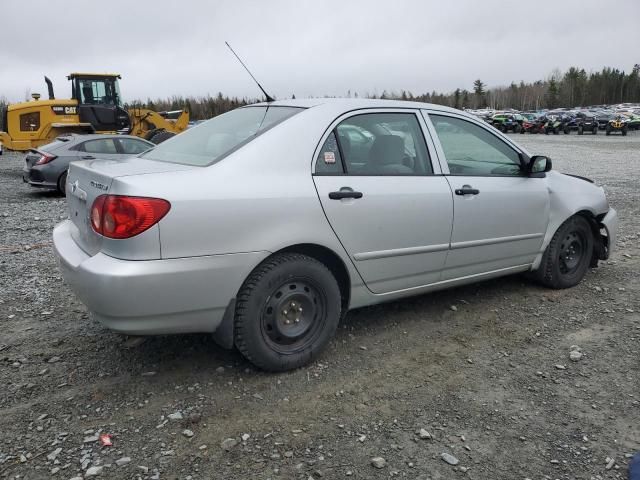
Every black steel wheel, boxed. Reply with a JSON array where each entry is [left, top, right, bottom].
[[234, 253, 341, 371], [532, 215, 594, 289]]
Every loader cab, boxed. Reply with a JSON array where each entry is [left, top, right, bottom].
[[68, 73, 130, 133]]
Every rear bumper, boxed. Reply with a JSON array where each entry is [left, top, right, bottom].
[[53, 220, 269, 335], [23, 165, 57, 189]]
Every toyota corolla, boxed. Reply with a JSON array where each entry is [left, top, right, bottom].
[[53, 99, 617, 371]]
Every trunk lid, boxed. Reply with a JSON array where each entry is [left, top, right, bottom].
[[66, 157, 193, 255]]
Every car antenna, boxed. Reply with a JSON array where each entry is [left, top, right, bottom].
[[225, 41, 275, 103]]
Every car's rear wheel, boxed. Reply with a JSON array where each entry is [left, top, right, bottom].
[[578, 126, 584, 135], [533, 216, 594, 289], [592, 127, 598, 135], [57, 171, 68, 196], [622, 126, 628, 136], [234, 253, 341, 371]]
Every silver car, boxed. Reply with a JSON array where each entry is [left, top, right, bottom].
[[53, 99, 618, 371], [22, 134, 154, 195]]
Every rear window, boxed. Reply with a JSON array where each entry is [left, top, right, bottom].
[[141, 106, 304, 166]]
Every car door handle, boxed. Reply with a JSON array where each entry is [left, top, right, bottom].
[[455, 187, 480, 196], [81, 155, 95, 160], [329, 190, 363, 200]]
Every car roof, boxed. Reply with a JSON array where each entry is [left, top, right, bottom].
[[250, 97, 465, 115]]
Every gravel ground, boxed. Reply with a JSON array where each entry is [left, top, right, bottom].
[[1, 132, 639, 480]]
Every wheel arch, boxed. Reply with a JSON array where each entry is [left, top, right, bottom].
[[212, 242, 352, 350], [275, 243, 351, 314]]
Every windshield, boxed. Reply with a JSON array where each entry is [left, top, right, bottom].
[[142, 106, 304, 166], [77, 78, 121, 106]]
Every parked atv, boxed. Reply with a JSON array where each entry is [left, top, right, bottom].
[[605, 116, 628, 136], [544, 117, 563, 135], [575, 114, 599, 135], [520, 116, 545, 134], [625, 114, 640, 131], [491, 113, 523, 133]]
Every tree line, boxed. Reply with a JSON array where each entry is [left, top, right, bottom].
[[1, 65, 639, 130], [130, 65, 640, 120]]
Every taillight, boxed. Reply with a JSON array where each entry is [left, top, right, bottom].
[[35, 153, 57, 165], [90, 195, 170, 239]]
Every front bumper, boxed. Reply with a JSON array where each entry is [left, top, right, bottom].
[[599, 208, 618, 260], [53, 220, 269, 335]]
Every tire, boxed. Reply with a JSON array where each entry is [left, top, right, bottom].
[[563, 127, 570, 134], [592, 127, 597, 135], [144, 129, 160, 141], [234, 253, 342, 372], [545, 128, 550, 135], [553, 127, 559, 135], [532, 216, 594, 289], [57, 171, 68, 196], [606, 125, 611, 136], [520, 128, 525, 134], [149, 130, 175, 144], [501, 125, 508, 133], [515, 125, 522, 134], [622, 127, 628, 136], [578, 126, 583, 135]]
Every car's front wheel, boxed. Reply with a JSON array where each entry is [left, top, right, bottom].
[[234, 253, 341, 371], [533, 216, 594, 289]]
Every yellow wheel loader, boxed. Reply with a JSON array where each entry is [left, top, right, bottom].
[[0, 73, 189, 153]]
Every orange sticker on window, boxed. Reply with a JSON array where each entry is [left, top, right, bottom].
[[324, 152, 336, 164]]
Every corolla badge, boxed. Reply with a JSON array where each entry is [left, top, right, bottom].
[[90, 180, 109, 191]]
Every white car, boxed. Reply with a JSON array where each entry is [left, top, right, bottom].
[[53, 98, 617, 371]]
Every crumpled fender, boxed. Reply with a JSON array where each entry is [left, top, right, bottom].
[[532, 171, 610, 269]]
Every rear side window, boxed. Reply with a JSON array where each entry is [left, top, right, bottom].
[[118, 138, 152, 154], [315, 132, 344, 174], [83, 139, 118, 154], [334, 113, 432, 175], [142, 106, 304, 166]]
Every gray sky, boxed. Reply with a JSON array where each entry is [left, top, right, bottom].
[[1, 0, 639, 102]]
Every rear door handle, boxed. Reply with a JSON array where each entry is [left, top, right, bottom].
[[81, 155, 95, 160], [455, 187, 480, 196], [329, 190, 363, 200]]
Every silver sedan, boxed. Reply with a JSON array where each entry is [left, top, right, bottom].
[[53, 99, 618, 371]]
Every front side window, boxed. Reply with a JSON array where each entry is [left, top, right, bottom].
[[334, 112, 432, 175], [82, 139, 118, 154], [78, 78, 119, 105], [429, 114, 522, 176], [142, 106, 303, 166]]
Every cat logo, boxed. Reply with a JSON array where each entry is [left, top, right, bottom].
[[51, 106, 77, 115]]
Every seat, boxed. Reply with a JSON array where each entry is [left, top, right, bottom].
[[366, 135, 413, 174]]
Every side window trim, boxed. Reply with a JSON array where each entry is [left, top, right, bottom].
[[312, 108, 442, 176], [421, 110, 526, 177]]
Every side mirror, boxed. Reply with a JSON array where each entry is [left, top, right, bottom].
[[529, 155, 552, 176]]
